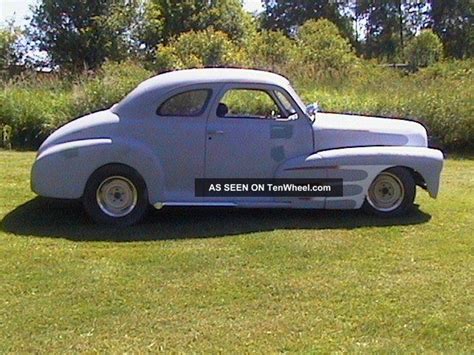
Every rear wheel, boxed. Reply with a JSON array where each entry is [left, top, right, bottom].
[[83, 164, 148, 226], [363, 167, 415, 217]]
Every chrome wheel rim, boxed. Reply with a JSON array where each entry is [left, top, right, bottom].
[[367, 172, 405, 212], [96, 176, 137, 217]]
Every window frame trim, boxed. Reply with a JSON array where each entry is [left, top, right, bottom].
[[218, 87, 285, 120], [273, 89, 298, 117]]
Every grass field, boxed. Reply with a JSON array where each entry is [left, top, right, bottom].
[[0, 151, 473, 352]]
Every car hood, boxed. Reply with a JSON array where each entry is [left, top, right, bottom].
[[38, 109, 120, 153], [312, 112, 428, 152]]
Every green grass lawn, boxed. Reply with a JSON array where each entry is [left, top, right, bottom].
[[0, 151, 472, 352]]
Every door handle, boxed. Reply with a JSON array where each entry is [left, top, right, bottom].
[[207, 129, 225, 135]]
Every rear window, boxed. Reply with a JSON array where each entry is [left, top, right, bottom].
[[157, 89, 211, 117]]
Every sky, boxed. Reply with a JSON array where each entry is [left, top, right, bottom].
[[0, 0, 264, 27]]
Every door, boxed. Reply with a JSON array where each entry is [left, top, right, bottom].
[[148, 84, 220, 201], [204, 84, 314, 202]]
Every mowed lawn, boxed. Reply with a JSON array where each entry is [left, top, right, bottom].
[[0, 150, 472, 352]]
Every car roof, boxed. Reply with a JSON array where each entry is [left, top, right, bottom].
[[112, 68, 292, 118], [138, 68, 290, 90]]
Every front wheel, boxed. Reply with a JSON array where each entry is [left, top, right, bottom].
[[83, 164, 149, 226], [362, 167, 415, 217]]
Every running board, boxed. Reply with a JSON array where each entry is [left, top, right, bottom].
[[153, 201, 292, 209], [154, 202, 237, 209]]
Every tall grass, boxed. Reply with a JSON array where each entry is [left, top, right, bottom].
[[0, 62, 153, 148], [0, 60, 472, 151], [296, 60, 474, 151]]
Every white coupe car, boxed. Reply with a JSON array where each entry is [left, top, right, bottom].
[[31, 68, 443, 225]]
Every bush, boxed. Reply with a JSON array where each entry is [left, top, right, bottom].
[[154, 46, 185, 72], [296, 19, 357, 76], [72, 61, 153, 117], [416, 58, 472, 80], [248, 30, 297, 71], [405, 30, 443, 69], [155, 28, 247, 71]]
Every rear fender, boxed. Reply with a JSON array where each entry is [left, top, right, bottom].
[[31, 138, 165, 203]]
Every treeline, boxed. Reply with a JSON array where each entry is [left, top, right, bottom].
[[262, 0, 473, 60], [0, 0, 472, 72]]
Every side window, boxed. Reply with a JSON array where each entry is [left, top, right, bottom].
[[219, 89, 283, 119], [157, 89, 211, 116]]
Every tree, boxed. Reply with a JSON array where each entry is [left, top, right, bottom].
[[357, 0, 404, 60], [261, 0, 355, 44], [355, 0, 430, 61], [30, 0, 138, 71], [140, 0, 255, 50], [0, 28, 19, 69], [155, 28, 246, 71], [137, 0, 257, 61], [134, 0, 164, 58], [404, 29, 443, 68], [429, 0, 474, 58]]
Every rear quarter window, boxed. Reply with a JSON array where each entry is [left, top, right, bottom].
[[157, 89, 212, 117]]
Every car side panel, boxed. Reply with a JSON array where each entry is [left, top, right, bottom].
[[273, 154, 327, 208], [31, 138, 165, 203]]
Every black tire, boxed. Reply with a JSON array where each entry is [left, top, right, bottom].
[[362, 167, 416, 217], [83, 164, 148, 226]]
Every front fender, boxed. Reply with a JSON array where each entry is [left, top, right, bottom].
[[316, 146, 444, 198], [275, 146, 443, 209], [31, 138, 165, 202]]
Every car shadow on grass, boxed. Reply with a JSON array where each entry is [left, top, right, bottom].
[[1, 197, 432, 242]]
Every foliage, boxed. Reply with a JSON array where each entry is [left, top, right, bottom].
[[261, 0, 354, 43], [297, 60, 474, 151], [0, 58, 472, 151], [417, 58, 473, 80], [221, 89, 280, 118], [0, 61, 152, 147], [1, 152, 474, 352], [72, 61, 153, 117], [356, 0, 409, 61], [0, 83, 73, 147], [431, 0, 474, 58], [139, 0, 255, 52], [200, 0, 256, 45], [404, 30, 443, 69], [133, 0, 164, 58], [0, 28, 19, 69], [155, 28, 246, 71], [258, 0, 470, 62], [29, 0, 138, 71], [154, 46, 185, 72], [297, 19, 358, 75], [1, 0, 471, 76], [248, 30, 297, 71]]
